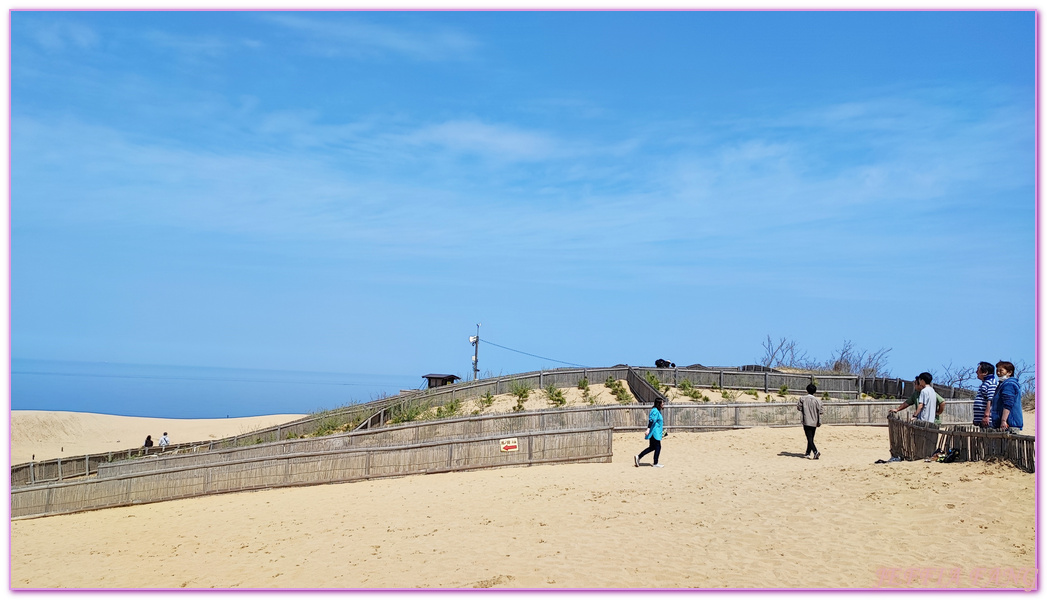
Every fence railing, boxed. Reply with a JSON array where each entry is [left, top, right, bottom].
[[12, 425, 613, 519], [11, 364, 977, 487], [887, 413, 1035, 473], [84, 399, 974, 481]]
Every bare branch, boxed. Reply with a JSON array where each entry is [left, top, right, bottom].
[[937, 361, 976, 390]]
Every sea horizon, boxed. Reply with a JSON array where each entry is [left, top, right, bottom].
[[11, 358, 423, 419]]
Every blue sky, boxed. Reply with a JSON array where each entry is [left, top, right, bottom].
[[11, 11, 1036, 390]]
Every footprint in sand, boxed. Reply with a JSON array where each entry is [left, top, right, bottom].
[[473, 574, 515, 588]]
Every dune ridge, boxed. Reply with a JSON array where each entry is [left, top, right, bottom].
[[9, 409, 1035, 589]]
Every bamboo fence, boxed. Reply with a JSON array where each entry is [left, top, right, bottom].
[[12, 426, 613, 519], [77, 399, 973, 481], [887, 413, 1035, 473], [11, 364, 976, 487]]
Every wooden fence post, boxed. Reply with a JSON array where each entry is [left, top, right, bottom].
[[57, 457, 62, 481], [85, 455, 90, 477], [764, 372, 769, 393]]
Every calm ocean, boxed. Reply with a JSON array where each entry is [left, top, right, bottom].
[[10, 359, 422, 419]]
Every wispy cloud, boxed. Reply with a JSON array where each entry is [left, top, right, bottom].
[[12, 82, 1032, 289], [141, 30, 232, 58], [22, 19, 98, 51], [401, 120, 564, 162], [258, 13, 478, 60]]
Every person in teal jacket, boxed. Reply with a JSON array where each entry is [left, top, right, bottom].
[[634, 398, 665, 468]]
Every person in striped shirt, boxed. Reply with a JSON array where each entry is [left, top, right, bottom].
[[972, 361, 997, 427]]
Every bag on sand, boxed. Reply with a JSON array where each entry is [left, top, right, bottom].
[[937, 448, 960, 463]]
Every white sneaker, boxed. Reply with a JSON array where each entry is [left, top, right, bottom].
[[633, 455, 640, 468], [653, 464, 664, 468]]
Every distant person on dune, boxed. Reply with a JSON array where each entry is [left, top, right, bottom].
[[143, 435, 153, 448], [797, 383, 823, 460], [159, 432, 170, 448], [634, 398, 665, 468]]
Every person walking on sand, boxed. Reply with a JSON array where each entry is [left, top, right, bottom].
[[158, 432, 170, 449], [797, 383, 824, 460], [634, 398, 665, 468]]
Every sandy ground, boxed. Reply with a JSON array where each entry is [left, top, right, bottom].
[[10, 407, 1036, 590], [9, 411, 308, 465]]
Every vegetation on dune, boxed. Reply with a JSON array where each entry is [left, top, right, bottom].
[[545, 384, 566, 408], [605, 377, 633, 404], [578, 377, 595, 405], [644, 371, 670, 395], [676, 379, 706, 402], [309, 409, 365, 437], [389, 400, 430, 424], [434, 398, 462, 419], [509, 380, 531, 412]]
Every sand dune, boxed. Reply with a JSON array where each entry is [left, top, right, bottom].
[[10, 411, 308, 464], [9, 410, 1036, 590]]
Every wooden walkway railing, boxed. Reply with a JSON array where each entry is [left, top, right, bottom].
[[12, 426, 613, 519], [887, 413, 1035, 473], [12, 364, 979, 487], [79, 400, 977, 482]]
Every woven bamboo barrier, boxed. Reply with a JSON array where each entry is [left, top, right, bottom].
[[886, 413, 1035, 473], [91, 400, 975, 482], [95, 407, 637, 478], [11, 364, 977, 487], [12, 426, 613, 519]]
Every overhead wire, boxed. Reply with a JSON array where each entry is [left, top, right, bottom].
[[481, 339, 590, 368]]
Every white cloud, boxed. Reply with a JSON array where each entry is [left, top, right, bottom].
[[258, 13, 478, 60], [25, 20, 98, 51], [401, 120, 563, 162], [141, 30, 230, 57]]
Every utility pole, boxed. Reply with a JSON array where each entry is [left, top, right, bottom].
[[470, 323, 481, 381]]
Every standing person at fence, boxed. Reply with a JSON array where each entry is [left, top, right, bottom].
[[797, 383, 823, 460], [158, 432, 170, 449], [972, 361, 998, 428], [888, 373, 937, 423], [634, 398, 665, 468], [143, 435, 153, 448], [989, 361, 1023, 433]]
